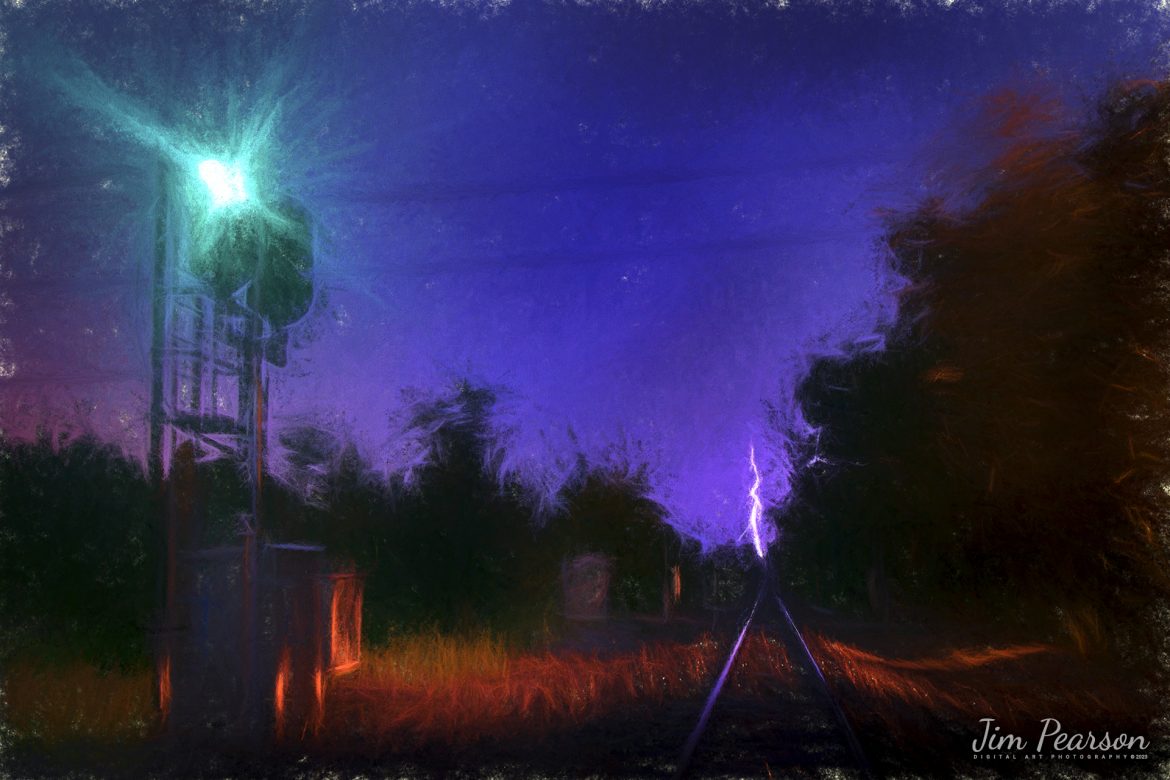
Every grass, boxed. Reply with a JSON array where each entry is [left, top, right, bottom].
[[322, 628, 1156, 754], [1, 627, 1154, 762], [3, 660, 154, 744], [322, 629, 748, 748], [808, 632, 1157, 755], [368, 628, 511, 687]]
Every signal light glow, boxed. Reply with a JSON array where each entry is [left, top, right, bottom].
[[197, 158, 248, 208]]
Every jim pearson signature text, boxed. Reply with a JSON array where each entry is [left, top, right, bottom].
[[973, 717, 1149, 757]]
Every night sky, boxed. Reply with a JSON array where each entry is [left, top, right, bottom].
[[2, 1, 1168, 546]]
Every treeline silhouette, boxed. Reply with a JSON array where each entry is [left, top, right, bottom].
[[268, 382, 703, 642], [0, 432, 156, 668], [0, 383, 698, 667], [780, 81, 1170, 666]]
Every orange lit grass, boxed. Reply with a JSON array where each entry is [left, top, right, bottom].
[[2, 631, 1141, 752], [323, 629, 795, 749], [807, 634, 1147, 741], [321, 629, 1144, 753]]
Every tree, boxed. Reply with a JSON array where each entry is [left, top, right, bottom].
[[373, 381, 552, 637], [548, 463, 682, 615], [0, 433, 156, 667], [781, 340, 964, 618], [782, 83, 1170, 661]]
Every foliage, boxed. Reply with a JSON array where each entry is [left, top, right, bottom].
[[779, 342, 961, 616], [0, 434, 156, 668], [277, 382, 558, 642], [278, 380, 695, 636], [545, 463, 686, 615], [781, 83, 1170, 660], [0, 380, 698, 671]]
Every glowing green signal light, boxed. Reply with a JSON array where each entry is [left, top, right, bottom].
[[197, 158, 248, 209]]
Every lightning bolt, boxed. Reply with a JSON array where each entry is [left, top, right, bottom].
[[747, 443, 766, 559]]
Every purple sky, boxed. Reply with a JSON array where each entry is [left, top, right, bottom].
[[2, 1, 1168, 547]]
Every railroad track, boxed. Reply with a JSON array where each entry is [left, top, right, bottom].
[[676, 567, 873, 779]]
